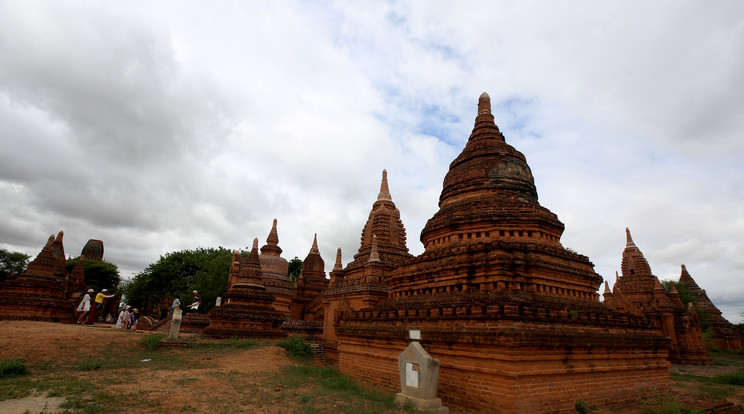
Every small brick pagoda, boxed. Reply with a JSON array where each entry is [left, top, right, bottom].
[[291, 234, 328, 320], [259, 219, 293, 316], [204, 238, 286, 338], [603, 229, 709, 364], [330, 93, 672, 414], [0, 231, 80, 322], [679, 264, 743, 350]]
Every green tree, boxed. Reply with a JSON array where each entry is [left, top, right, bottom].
[[288, 256, 302, 284], [121, 247, 240, 316], [0, 249, 31, 282], [65, 258, 121, 291], [661, 280, 711, 331]]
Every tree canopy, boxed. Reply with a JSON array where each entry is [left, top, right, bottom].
[[0, 248, 31, 282], [65, 257, 121, 292], [288, 256, 302, 284], [121, 247, 246, 316]]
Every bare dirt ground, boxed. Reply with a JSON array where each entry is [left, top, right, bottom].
[[0, 321, 301, 413]]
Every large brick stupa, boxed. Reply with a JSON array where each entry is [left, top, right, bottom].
[[332, 93, 672, 413]]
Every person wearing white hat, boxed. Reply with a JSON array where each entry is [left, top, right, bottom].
[[87, 288, 115, 326], [76, 288, 94, 324]]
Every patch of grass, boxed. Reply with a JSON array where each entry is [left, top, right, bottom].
[[575, 399, 590, 413], [191, 337, 261, 350], [0, 358, 29, 378], [283, 365, 397, 408], [140, 333, 166, 351], [642, 395, 703, 414], [277, 335, 314, 360], [0, 376, 34, 401], [75, 358, 103, 371], [709, 348, 744, 367], [713, 370, 744, 386]]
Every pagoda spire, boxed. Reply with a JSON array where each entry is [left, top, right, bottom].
[[478, 92, 491, 114], [333, 248, 343, 271], [377, 169, 392, 202], [310, 233, 320, 255], [261, 219, 283, 256], [267, 219, 279, 246], [625, 228, 637, 248]]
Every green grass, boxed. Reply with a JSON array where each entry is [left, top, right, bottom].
[[713, 370, 744, 386], [277, 335, 314, 360], [281, 365, 399, 409], [190, 337, 262, 350], [139, 333, 166, 351], [0, 358, 29, 378]]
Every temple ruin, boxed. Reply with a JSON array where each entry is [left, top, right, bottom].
[[0, 232, 83, 322], [603, 229, 709, 364]]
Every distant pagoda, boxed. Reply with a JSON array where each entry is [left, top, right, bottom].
[[204, 238, 285, 338]]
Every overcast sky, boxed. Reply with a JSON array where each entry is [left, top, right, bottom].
[[1, 1, 742, 323]]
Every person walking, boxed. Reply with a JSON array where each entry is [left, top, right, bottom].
[[76, 288, 94, 324], [87, 288, 115, 326]]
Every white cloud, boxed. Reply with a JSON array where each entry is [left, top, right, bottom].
[[0, 0, 741, 323]]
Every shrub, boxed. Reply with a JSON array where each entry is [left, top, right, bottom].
[[575, 399, 589, 414], [277, 336, 313, 359], [0, 358, 29, 378], [140, 333, 166, 351]]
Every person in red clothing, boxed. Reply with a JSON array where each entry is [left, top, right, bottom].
[[87, 288, 115, 326]]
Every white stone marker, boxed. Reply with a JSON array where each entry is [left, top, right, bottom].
[[215, 297, 222, 307], [395, 341, 448, 413], [168, 308, 182, 341]]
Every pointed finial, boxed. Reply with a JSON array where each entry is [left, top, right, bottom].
[[604, 280, 611, 294], [333, 247, 343, 271], [57, 230, 64, 242], [369, 235, 381, 263], [625, 228, 637, 248], [266, 218, 279, 245], [478, 92, 491, 115], [252, 238, 259, 250], [377, 169, 392, 201], [669, 283, 678, 294], [309, 233, 320, 254], [615, 271, 619, 281]]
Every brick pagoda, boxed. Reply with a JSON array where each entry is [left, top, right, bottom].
[[679, 264, 743, 350], [603, 229, 709, 364], [204, 238, 286, 338], [259, 219, 293, 316], [0, 231, 78, 322], [291, 234, 328, 320], [331, 93, 672, 413]]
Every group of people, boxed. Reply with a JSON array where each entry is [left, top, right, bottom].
[[75, 288, 116, 326], [76, 287, 202, 328], [115, 305, 139, 330], [170, 290, 201, 314]]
